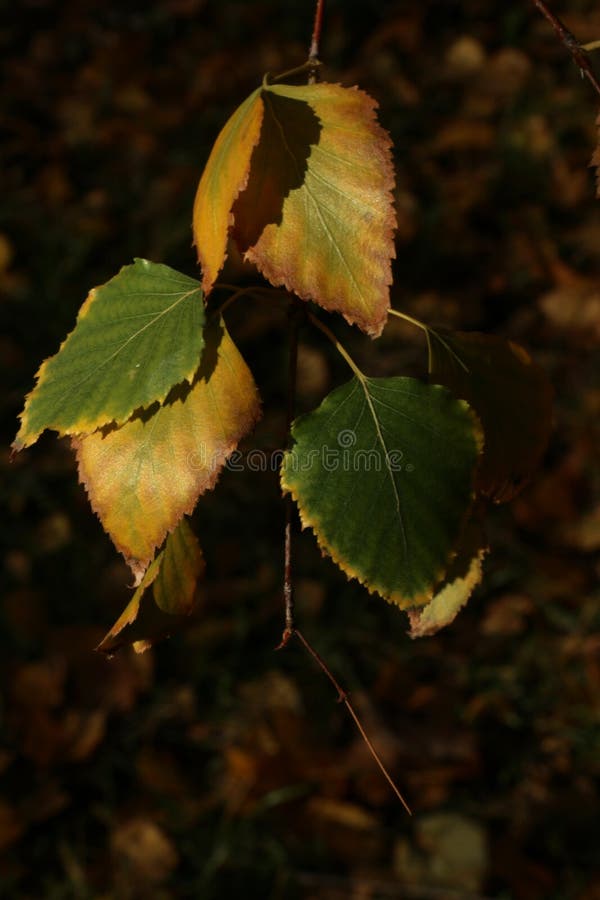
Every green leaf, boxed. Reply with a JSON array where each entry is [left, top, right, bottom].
[[281, 376, 481, 607], [406, 518, 487, 638], [97, 519, 204, 655], [428, 330, 553, 502], [14, 259, 205, 449]]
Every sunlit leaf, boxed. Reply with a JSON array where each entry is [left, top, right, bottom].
[[407, 518, 487, 638], [193, 88, 263, 294], [14, 260, 205, 450], [97, 519, 204, 654], [74, 320, 260, 582], [428, 330, 553, 503], [153, 516, 204, 614], [281, 376, 481, 606], [233, 82, 396, 337], [192, 81, 395, 335]]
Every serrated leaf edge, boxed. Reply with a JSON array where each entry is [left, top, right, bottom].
[[281, 393, 483, 609]]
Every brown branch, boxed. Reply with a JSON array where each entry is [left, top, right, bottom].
[[293, 628, 413, 815], [532, 0, 600, 99], [309, 0, 325, 62], [307, 0, 325, 84], [276, 299, 302, 650]]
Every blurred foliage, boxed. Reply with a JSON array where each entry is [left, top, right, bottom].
[[1, 0, 600, 897]]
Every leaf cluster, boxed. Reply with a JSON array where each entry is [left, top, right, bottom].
[[13, 74, 553, 646]]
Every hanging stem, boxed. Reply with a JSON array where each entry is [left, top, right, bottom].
[[212, 284, 291, 320], [276, 306, 412, 812], [387, 308, 433, 373], [270, 61, 318, 84], [387, 307, 429, 334], [307, 311, 365, 380], [307, 0, 325, 84], [210, 286, 263, 321], [294, 629, 412, 815], [277, 299, 303, 649], [309, 0, 325, 62], [531, 0, 600, 99]]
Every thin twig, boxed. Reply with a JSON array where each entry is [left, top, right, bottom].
[[531, 0, 600, 98], [308, 0, 325, 84], [294, 629, 412, 815], [277, 300, 302, 649], [387, 308, 433, 372], [309, 0, 325, 62], [307, 311, 365, 380], [270, 61, 318, 84]]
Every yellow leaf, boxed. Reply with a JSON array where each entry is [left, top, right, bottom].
[[97, 556, 162, 651], [193, 89, 264, 294], [74, 321, 260, 580], [233, 83, 396, 337], [97, 519, 204, 654], [153, 517, 204, 615], [407, 519, 487, 638]]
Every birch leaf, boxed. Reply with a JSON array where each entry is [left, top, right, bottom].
[[192, 81, 395, 335], [97, 519, 204, 654], [74, 320, 260, 582], [233, 82, 396, 337], [429, 330, 553, 502], [192, 88, 263, 294], [281, 376, 481, 607], [407, 519, 487, 638], [14, 260, 204, 449]]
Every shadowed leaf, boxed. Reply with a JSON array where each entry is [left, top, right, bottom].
[[153, 516, 204, 614], [74, 320, 261, 582], [193, 88, 263, 294], [233, 82, 396, 337], [428, 330, 553, 503], [407, 518, 487, 637], [97, 519, 204, 654], [13, 260, 205, 450], [281, 376, 481, 606]]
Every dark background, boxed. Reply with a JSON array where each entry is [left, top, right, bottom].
[[1, 1, 599, 897]]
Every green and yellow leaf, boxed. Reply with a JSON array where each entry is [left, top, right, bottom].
[[193, 81, 395, 336], [406, 518, 487, 637], [74, 320, 260, 582], [193, 88, 264, 294], [428, 330, 553, 502], [14, 260, 205, 449], [97, 518, 204, 654], [153, 515, 204, 615], [281, 376, 481, 607]]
